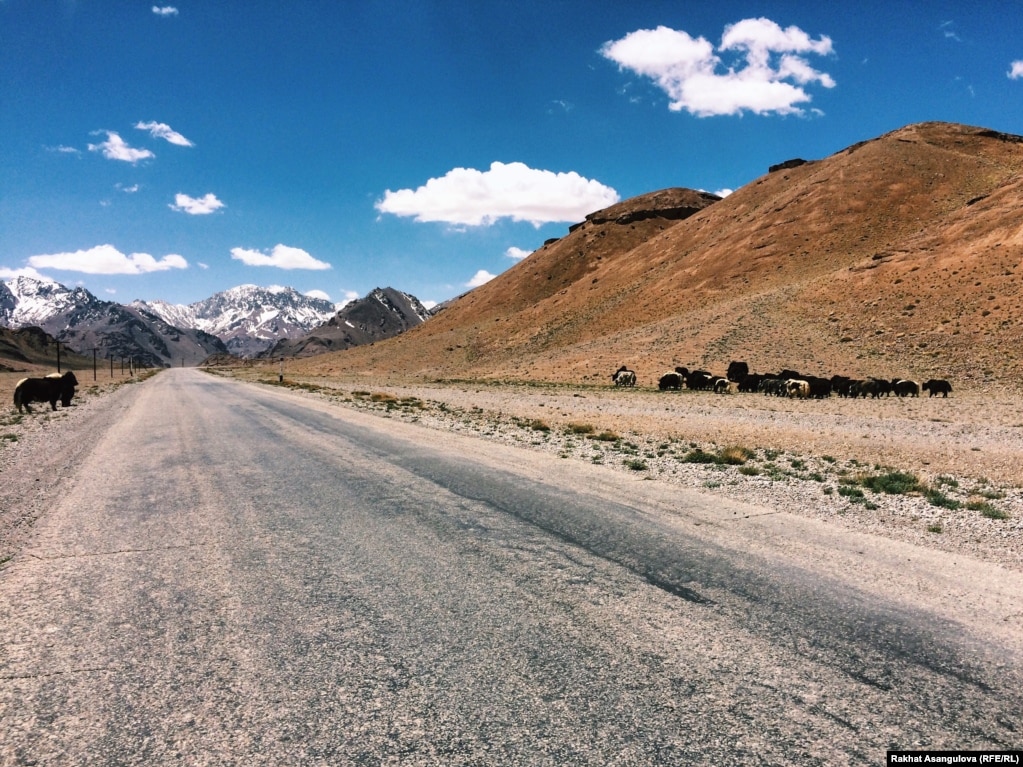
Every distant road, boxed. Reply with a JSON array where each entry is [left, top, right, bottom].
[[1, 368, 1020, 765]]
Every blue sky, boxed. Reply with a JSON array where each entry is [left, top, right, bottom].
[[2, 1, 1022, 309]]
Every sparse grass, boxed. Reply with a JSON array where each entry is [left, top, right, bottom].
[[369, 392, 397, 403], [527, 419, 551, 432], [924, 488, 962, 509], [973, 487, 1006, 500], [927, 523, 944, 533], [565, 422, 595, 435], [968, 499, 1009, 520], [624, 458, 648, 471], [718, 445, 755, 465], [738, 465, 761, 476], [588, 430, 621, 442]]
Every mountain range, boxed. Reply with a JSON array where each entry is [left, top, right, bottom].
[[0, 279, 428, 368], [281, 122, 1023, 392], [133, 285, 337, 358], [263, 288, 432, 359]]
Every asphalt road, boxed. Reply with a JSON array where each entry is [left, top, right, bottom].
[[1, 369, 1020, 766]]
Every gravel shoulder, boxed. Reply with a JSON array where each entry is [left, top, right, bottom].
[[0, 372, 153, 566]]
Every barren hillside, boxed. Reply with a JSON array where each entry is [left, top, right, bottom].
[[288, 122, 1023, 390]]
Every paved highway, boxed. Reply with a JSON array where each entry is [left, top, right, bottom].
[[1, 369, 1020, 765]]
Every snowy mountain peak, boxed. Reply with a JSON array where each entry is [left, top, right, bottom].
[[133, 284, 337, 357]]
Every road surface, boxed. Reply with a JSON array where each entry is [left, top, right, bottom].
[[1, 368, 1020, 765]]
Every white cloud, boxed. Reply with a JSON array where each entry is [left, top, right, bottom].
[[136, 121, 193, 147], [47, 145, 81, 156], [88, 131, 155, 163], [466, 269, 497, 288], [27, 244, 188, 274], [0, 266, 52, 281], [170, 193, 225, 215], [304, 289, 331, 301], [505, 246, 532, 260], [940, 21, 961, 42], [601, 18, 835, 117], [152, 6, 178, 16], [713, 188, 734, 197], [1009, 61, 1023, 80], [117, 183, 141, 193], [376, 161, 620, 227], [230, 244, 332, 270]]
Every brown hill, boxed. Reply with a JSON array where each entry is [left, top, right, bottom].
[[289, 122, 1023, 390], [0, 326, 94, 373]]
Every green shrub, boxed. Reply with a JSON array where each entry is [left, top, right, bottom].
[[860, 471, 921, 495], [682, 448, 719, 464], [925, 489, 962, 509], [624, 458, 648, 471], [926, 523, 943, 534]]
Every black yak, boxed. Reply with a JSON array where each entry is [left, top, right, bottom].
[[13, 371, 79, 413]]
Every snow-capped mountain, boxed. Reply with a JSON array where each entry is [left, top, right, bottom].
[[1, 277, 432, 365], [133, 284, 337, 358], [0, 276, 94, 328], [0, 276, 228, 368], [263, 287, 431, 358]]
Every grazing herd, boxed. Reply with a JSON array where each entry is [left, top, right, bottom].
[[612, 361, 953, 400], [12, 371, 78, 413]]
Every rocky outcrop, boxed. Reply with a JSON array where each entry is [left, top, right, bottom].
[[573, 188, 721, 230]]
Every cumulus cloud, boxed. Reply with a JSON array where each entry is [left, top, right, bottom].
[[375, 161, 620, 227], [152, 6, 178, 16], [0, 266, 52, 281], [230, 244, 332, 270], [466, 270, 497, 288], [88, 131, 155, 163], [170, 193, 225, 215], [505, 246, 532, 260], [600, 17, 835, 117], [27, 244, 188, 274], [1010, 61, 1023, 79], [136, 121, 193, 147], [46, 145, 81, 156]]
